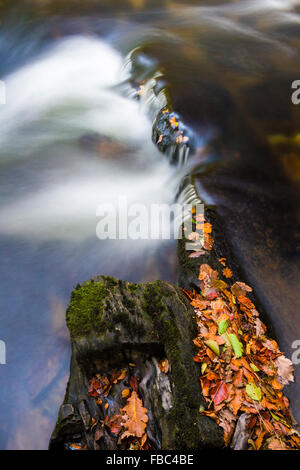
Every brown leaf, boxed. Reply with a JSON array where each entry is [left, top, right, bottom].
[[106, 414, 123, 435], [268, 438, 288, 450], [111, 369, 127, 384], [275, 356, 294, 385], [121, 391, 148, 438], [231, 282, 252, 298], [219, 408, 236, 446], [229, 388, 244, 415], [129, 376, 139, 392]]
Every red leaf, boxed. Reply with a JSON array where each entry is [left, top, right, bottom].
[[129, 376, 139, 392], [212, 382, 228, 405]]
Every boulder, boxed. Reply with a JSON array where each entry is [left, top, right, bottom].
[[49, 275, 223, 450]]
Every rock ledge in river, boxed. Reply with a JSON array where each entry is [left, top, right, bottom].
[[49, 275, 223, 450]]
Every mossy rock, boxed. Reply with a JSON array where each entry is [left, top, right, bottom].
[[50, 276, 223, 450]]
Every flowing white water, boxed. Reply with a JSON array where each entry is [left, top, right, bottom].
[[0, 36, 176, 241], [0, 35, 178, 450]]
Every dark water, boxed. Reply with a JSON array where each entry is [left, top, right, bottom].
[[0, 0, 299, 449]]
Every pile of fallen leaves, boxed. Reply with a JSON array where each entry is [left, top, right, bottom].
[[184, 260, 300, 450], [72, 359, 169, 450], [86, 367, 149, 450]]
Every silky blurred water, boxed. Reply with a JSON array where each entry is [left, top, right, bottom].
[[0, 0, 299, 449]]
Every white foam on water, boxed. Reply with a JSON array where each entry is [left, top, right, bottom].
[[0, 36, 176, 242]]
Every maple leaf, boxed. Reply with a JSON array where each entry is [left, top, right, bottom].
[[274, 356, 294, 385], [121, 391, 148, 438]]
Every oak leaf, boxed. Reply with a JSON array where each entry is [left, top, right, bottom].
[[121, 391, 148, 438]]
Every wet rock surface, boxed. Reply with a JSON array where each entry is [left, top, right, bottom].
[[49, 276, 223, 450]]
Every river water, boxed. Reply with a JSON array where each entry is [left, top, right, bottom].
[[0, 0, 299, 449]]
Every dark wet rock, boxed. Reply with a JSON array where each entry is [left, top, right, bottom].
[[152, 107, 196, 164], [49, 276, 223, 450]]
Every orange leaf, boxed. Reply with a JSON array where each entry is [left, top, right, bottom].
[[158, 358, 169, 374], [255, 430, 265, 450], [121, 391, 148, 438], [203, 223, 212, 234], [112, 369, 127, 384], [229, 388, 243, 415], [222, 267, 232, 279], [203, 233, 214, 250]]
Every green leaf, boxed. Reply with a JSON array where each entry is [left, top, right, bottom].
[[229, 334, 243, 358], [201, 363, 208, 374], [270, 411, 280, 422], [246, 383, 262, 402], [213, 279, 228, 291], [204, 340, 220, 356], [218, 319, 229, 335], [250, 363, 260, 372]]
